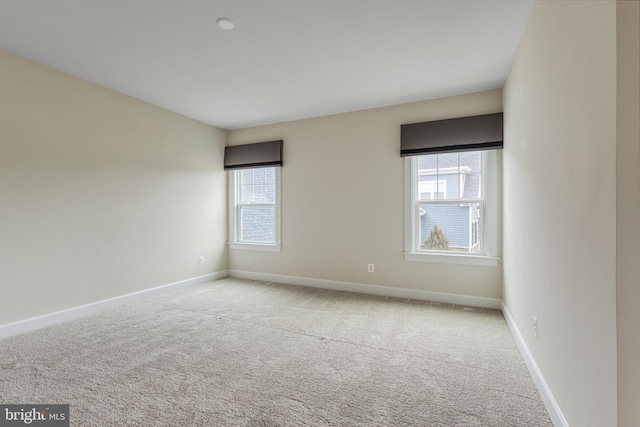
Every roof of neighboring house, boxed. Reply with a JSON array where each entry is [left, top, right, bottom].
[[462, 171, 481, 199]]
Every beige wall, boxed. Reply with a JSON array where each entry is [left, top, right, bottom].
[[503, 2, 617, 426], [228, 90, 502, 300], [617, 1, 640, 425], [0, 51, 228, 326]]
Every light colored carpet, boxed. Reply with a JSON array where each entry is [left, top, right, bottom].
[[0, 278, 552, 426]]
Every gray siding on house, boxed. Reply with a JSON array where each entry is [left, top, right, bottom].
[[240, 168, 276, 203], [240, 205, 275, 243], [420, 204, 472, 248]]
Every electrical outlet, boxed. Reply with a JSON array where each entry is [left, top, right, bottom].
[[367, 263, 375, 273], [198, 256, 204, 265], [533, 316, 537, 338]]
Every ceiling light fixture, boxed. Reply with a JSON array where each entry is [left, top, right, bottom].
[[216, 17, 235, 30]]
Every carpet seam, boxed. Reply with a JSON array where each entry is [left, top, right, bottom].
[[147, 299, 494, 374]]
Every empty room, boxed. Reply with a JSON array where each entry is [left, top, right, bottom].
[[1, 1, 638, 426]]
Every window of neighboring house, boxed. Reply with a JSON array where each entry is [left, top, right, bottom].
[[404, 150, 498, 266], [228, 166, 281, 252], [418, 180, 446, 200]]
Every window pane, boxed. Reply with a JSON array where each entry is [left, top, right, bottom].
[[418, 202, 481, 253], [240, 168, 276, 204], [417, 152, 481, 200], [458, 151, 482, 199], [240, 205, 275, 243]]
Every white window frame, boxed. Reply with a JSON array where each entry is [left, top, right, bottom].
[[228, 167, 281, 252], [404, 151, 499, 267]]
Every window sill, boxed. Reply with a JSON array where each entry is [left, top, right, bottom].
[[404, 252, 499, 267], [229, 242, 281, 253]]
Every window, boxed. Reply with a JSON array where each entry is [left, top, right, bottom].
[[229, 167, 281, 252], [404, 150, 498, 266], [418, 180, 446, 200]]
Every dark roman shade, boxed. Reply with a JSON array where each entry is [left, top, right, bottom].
[[224, 140, 283, 170], [400, 113, 503, 156]]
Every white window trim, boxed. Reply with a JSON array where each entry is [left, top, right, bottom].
[[418, 166, 471, 175], [404, 151, 499, 267], [228, 167, 282, 252]]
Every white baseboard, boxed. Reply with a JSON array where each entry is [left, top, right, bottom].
[[0, 270, 229, 340], [501, 303, 569, 427], [228, 270, 502, 309]]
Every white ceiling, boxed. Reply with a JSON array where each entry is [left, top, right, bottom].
[[0, 1, 533, 130]]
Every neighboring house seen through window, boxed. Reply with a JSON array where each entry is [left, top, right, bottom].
[[416, 152, 482, 252], [404, 150, 498, 266], [229, 166, 281, 252], [238, 168, 276, 243]]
